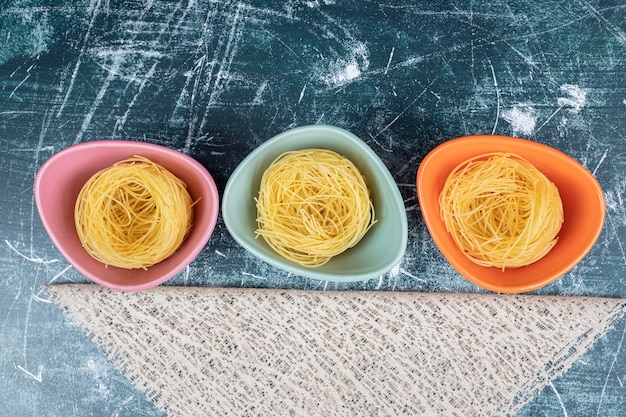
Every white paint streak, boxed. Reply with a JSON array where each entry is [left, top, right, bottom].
[[57, 0, 103, 118], [371, 79, 436, 140], [384, 47, 395, 75], [31, 293, 52, 304], [14, 281, 22, 300], [183, 55, 207, 152], [9, 73, 31, 99], [592, 149, 608, 176], [111, 396, 135, 417], [375, 275, 384, 290], [489, 61, 501, 134], [507, 44, 540, 70], [172, 55, 203, 137], [595, 322, 626, 416], [74, 55, 122, 144], [95, 47, 164, 60], [319, 38, 369, 89], [328, 62, 361, 86], [34, 264, 74, 299], [5, 240, 58, 264], [242, 271, 266, 280], [535, 106, 563, 134], [345, 63, 361, 79], [253, 80, 268, 105], [298, 84, 306, 105], [0, 110, 36, 117], [579, 1, 626, 45], [204, 4, 246, 111], [606, 214, 626, 266], [15, 364, 43, 382], [399, 268, 426, 282], [182, 265, 190, 286], [58, 59, 82, 117], [30, 111, 54, 256], [305, 0, 336, 7], [549, 381, 569, 417], [215, 250, 227, 258], [117, 61, 158, 132], [193, 2, 250, 144], [388, 264, 401, 278]]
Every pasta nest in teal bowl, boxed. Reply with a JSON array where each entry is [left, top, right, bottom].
[[223, 125, 408, 282]]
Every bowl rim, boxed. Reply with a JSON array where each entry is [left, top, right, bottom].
[[416, 134, 606, 293], [222, 124, 408, 281], [34, 139, 220, 291]]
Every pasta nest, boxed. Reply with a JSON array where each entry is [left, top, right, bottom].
[[255, 149, 376, 267], [75, 156, 194, 269], [439, 153, 563, 269]]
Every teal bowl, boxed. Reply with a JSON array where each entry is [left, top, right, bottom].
[[222, 125, 408, 282]]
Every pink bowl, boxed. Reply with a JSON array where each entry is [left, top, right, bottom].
[[34, 140, 219, 292]]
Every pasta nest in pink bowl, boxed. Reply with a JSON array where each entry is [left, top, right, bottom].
[[34, 140, 219, 292]]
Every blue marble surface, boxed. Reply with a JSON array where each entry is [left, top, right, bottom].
[[1, 1, 624, 415]]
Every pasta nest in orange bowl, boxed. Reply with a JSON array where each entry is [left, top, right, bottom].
[[417, 135, 605, 293]]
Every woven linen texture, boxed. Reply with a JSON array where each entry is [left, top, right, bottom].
[[45, 284, 626, 417]]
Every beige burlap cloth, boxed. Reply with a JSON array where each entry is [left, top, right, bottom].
[[45, 284, 626, 417]]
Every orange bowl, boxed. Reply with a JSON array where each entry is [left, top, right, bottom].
[[416, 135, 605, 293]]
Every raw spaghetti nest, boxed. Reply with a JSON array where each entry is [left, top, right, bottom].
[[75, 156, 195, 269], [439, 153, 563, 270], [255, 149, 376, 267]]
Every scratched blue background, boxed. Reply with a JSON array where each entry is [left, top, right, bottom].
[[1, 1, 625, 416]]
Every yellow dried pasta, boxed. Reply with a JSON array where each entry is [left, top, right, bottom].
[[75, 156, 194, 269], [255, 149, 376, 267], [439, 153, 563, 270]]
